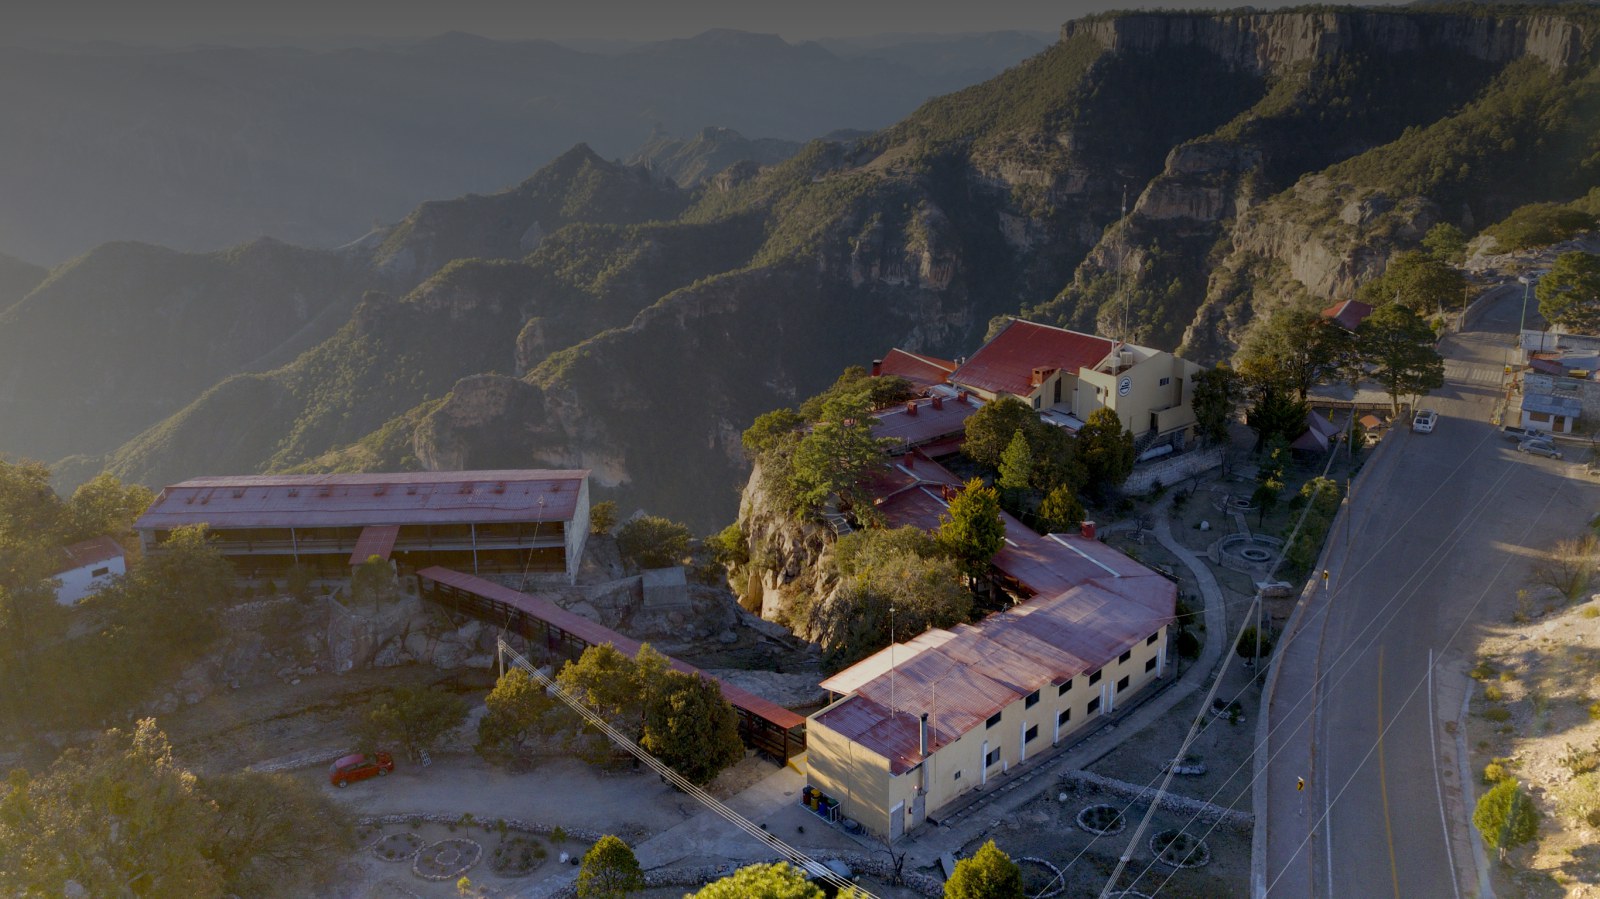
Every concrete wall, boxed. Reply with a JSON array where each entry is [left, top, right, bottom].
[[805, 716, 894, 836], [566, 478, 591, 583], [54, 557, 125, 605]]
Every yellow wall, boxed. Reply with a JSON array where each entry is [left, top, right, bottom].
[[811, 625, 1171, 840]]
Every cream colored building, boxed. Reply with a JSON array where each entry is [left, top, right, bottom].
[[804, 536, 1175, 840], [949, 319, 1204, 454]]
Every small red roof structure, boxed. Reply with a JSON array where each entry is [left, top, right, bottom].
[[1291, 410, 1342, 453], [874, 349, 957, 392], [949, 320, 1115, 400], [870, 394, 980, 452], [1321, 299, 1374, 332], [53, 536, 124, 576], [136, 470, 589, 531], [416, 567, 806, 730], [349, 525, 402, 566]]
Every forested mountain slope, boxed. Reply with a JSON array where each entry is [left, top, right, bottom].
[[10, 6, 1597, 531]]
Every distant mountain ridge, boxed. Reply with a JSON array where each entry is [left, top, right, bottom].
[[3, 6, 1597, 533], [0, 29, 1045, 264]]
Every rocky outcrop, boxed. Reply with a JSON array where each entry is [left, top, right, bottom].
[[733, 460, 843, 644], [1063, 10, 1585, 74]]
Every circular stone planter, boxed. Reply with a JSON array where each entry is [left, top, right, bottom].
[[489, 834, 548, 877], [1016, 856, 1066, 898], [1149, 831, 1210, 869], [1076, 805, 1127, 836], [1239, 547, 1273, 562], [373, 832, 424, 862], [412, 838, 483, 881]]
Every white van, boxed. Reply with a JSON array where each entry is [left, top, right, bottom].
[[1412, 409, 1438, 433]]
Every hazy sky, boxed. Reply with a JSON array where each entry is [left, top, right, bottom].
[[7, 0, 1313, 45]]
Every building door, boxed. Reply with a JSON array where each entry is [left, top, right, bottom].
[[889, 801, 905, 841], [910, 792, 926, 830]]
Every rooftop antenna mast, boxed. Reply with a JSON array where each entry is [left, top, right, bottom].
[[889, 604, 897, 716]]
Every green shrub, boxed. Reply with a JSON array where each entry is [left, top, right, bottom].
[[1469, 661, 1496, 681], [1483, 761, 1510, 785], [1483, 684, 1504, 702], [1473, 778, 1539, 852], [1482, 707, 1511, 723]]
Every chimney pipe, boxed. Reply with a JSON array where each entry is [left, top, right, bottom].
[[957, 390, 968, 404], [872, 359, 883, 377], [919, 712, 929, 756], [1081, 521, 1096, 540], [931, 394, 943, 410], [905, 400, 918, 416], [905, 454, 915, 468]]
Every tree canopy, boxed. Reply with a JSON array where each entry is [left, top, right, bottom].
[[1076, 407, 1135, 491], [937, 478, 1005, 577], [1356, 303, 1446, 414], [1422, 222, 1468, 265], [616, 515, 693, 570], [944, 840, 1024, 899], [688, 862, 825, 899], [554, 643, 745, 784], [576, 835, 644, 899], [1537, 251, 1600, 335], [0, 719, 351, 898], [640, 670, 745, 785], [788, 392, 896, 516], [1236, 306, 1352, 400], [1357, 250, 1466, 317], [1191, 364, 1241, 445], [1037, 485, 1086, 533], [476, 667, 566, 761], [963, 397, 1040, 469], [355, 685, 469, 761]]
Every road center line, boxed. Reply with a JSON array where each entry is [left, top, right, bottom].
[[1378, 645, 1401, 898]]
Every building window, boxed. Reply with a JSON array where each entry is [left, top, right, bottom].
[[1117, 675, 1131, 693], [986, 748, 1001, 767], [1118, 649, 1132, 664], [1032, 396, 1041, 409], [1088, 669, 1102, 685], [1088, 697, 1101, 714], [90, 567, 110, 577], [1146, 657, 1158, 672], [1025, 725, 1039, 743], [1058, 680, 1073, 696], [1529, 411, 1551, 423], [986, 711, 1002, 729], [1058, 708, 1071, 726], [1159, 377, 1171, 386], [1025, 690, 1040, 709], [954, 770, 962, 781], [1147, 632, 1159, 645]]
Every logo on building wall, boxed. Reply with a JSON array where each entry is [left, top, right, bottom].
[[1118, 377, 1131, 397]]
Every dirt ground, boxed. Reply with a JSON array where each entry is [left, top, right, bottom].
[[1467, 587, 1600, 898], [940, 775, 1251, 898]]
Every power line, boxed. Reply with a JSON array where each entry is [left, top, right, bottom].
[[495, 640, 872, 897]]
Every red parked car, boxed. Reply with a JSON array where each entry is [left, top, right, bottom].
[[329, 751, 394, 787]]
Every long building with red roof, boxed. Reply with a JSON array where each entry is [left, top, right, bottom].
[[803, 452, 1176, 840], [135, 470, 591, 582]]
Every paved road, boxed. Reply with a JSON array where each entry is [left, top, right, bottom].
[[1261, 281, 1599, 898]]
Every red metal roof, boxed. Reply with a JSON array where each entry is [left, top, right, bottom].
[[814, 571, 1174, 773], [1321, 299, 1374, 331], [870, 395, 980, 451], [135, 470, 588, 531], [415, 567, 807, 731], [823, 452, 1176, 772], [949, 320, 1115, 399], [53, 536, 124, 575], [877, 348, 957, 391], [349, 525, 402, 566]]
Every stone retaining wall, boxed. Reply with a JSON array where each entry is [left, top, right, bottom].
[[1125, 448, 1225, 495], [1060, 770, 1253, 831]]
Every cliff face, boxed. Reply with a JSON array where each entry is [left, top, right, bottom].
[[1063, 10, 1584, 73]]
